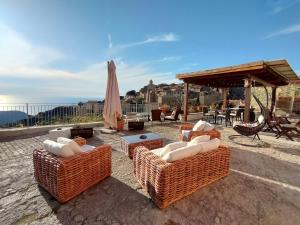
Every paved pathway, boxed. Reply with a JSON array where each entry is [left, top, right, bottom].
[[1, 122, 300, 225]]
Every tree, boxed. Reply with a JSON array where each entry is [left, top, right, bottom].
[[126, 90, 137, 97]]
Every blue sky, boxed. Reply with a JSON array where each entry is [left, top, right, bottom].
[[0, 0, 299, 103]]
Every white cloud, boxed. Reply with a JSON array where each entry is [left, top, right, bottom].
[[264, 22, 300, 39], [144, 33, 178, 43], [108, 33, 179, 53], [267, 0, 300, 14], [0, 24, 180, 102], [0, 23, 69, 79], [1, 58, 179, 102], [0, 23, 63, 67]]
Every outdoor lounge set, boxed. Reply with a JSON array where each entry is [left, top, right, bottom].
[[33, 119, 230, 208]]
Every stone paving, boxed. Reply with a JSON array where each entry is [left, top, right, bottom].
[[0, 120, 300, 225]]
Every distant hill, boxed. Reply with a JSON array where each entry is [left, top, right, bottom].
[[0, 111, 27, 126]]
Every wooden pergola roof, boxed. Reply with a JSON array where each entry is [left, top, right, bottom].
[[176, 59, 299, 87]]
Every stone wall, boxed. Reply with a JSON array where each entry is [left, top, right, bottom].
[[251, 83, 300, 115]]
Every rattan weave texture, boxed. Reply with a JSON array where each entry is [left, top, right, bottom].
[[133, 145, 230, 209], [33, 144, 112, 203]]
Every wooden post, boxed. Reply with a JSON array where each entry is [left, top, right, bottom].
[[183, 82, 189, 122], [270, 87, 277, 118], [244, 78, 252, 123], [222, 88, 228, 110]]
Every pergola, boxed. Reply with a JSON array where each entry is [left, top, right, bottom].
[[176, 59, 299, 123]]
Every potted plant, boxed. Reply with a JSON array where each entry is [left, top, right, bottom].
[[116, 112, 125, 131], [160, 104, 169, 114]]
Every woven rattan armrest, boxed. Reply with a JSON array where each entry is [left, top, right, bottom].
[[73, 137, 87, 146], [189, 129, 221, 140], [133, 147, 171, 198], [57, 144, 111, 163], [179, 123, 194, 132]]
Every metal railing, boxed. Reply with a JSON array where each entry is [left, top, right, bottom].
[[0, 102, 159, 128]]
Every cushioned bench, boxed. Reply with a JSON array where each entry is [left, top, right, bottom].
[[33, 139, 112, 203], [133, 145, 230, 209]]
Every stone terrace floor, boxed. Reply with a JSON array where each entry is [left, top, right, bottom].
[[0, 119, 300, 225]]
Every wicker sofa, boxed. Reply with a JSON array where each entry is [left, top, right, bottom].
[[179, 123, 221, 141], [133, 145, 230, 209], [33, 139, 112, 203]]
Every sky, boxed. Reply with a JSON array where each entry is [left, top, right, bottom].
[[0, 0, 299, 103]]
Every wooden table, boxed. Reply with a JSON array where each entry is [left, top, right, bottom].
[[120, 132, 164, 158]]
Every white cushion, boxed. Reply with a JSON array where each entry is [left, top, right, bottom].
[[57, 137, 82, 154], [152, 147, 164, 156], [192, 120, 206, 131], [203, 122, 214, 131], [165, 115, 174, 120], [80, 144, 96, 152], [181, 130, 191, 139], [199, 138, 221, 152], [43, 140, 75, 158], [152, 142, 187, 157], [258, 115, 264, 124], [188, 135, 210, 146], [162, 144, 203, 162]]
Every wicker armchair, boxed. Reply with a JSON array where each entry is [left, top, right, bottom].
[[133, 145, 230, 209], [179, 123, 221, 141], [33, 140, 112, 203]]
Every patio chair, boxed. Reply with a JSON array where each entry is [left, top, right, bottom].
[[125, 112, 138, 123], [179, 123, 221, 141], [233, 94, 267, 140], [133, 144, 230, 209], [217, 109, 232, 127], [151, 109, 163, 125], [164, 107, 181, 122], [276, 119, 300, 141], [202, 107, 214, 122], [230, 108, 244, 122], [33, 138, 112, 203]]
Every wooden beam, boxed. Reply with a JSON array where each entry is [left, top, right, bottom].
[[222, 88, 229, 110], [251, 75, 276, 87], [270, 87, 277, 119], [244, 78, 252, 123], [183, 82, 189, 122]]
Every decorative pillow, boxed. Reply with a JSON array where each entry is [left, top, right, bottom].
[[203, 122, 214, 131], [152, 142, 187, 157], [192, 120, 206, 131], [162, 144, 203, 162], [43, 140, 75, 158], [199, 138, 221, 152], [188, 135, 210, 146], [80, 144, 96, 152], [57, 137, 82, 154]]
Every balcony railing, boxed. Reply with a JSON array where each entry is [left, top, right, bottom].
[[0, 102, 159, 128]]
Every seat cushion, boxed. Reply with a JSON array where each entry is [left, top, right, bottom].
[[165, 115, 174, 120], [188, 135, 210, 146], [162, 144, 203, 163], [43, 140, 75, 158], [57, 137, 82, 154], [80, 144, 96, 152], [203, 122, 214, 131], [192, 120, 206, 131], [199, 138, 221, 153], [152, 142, 187, 157]]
